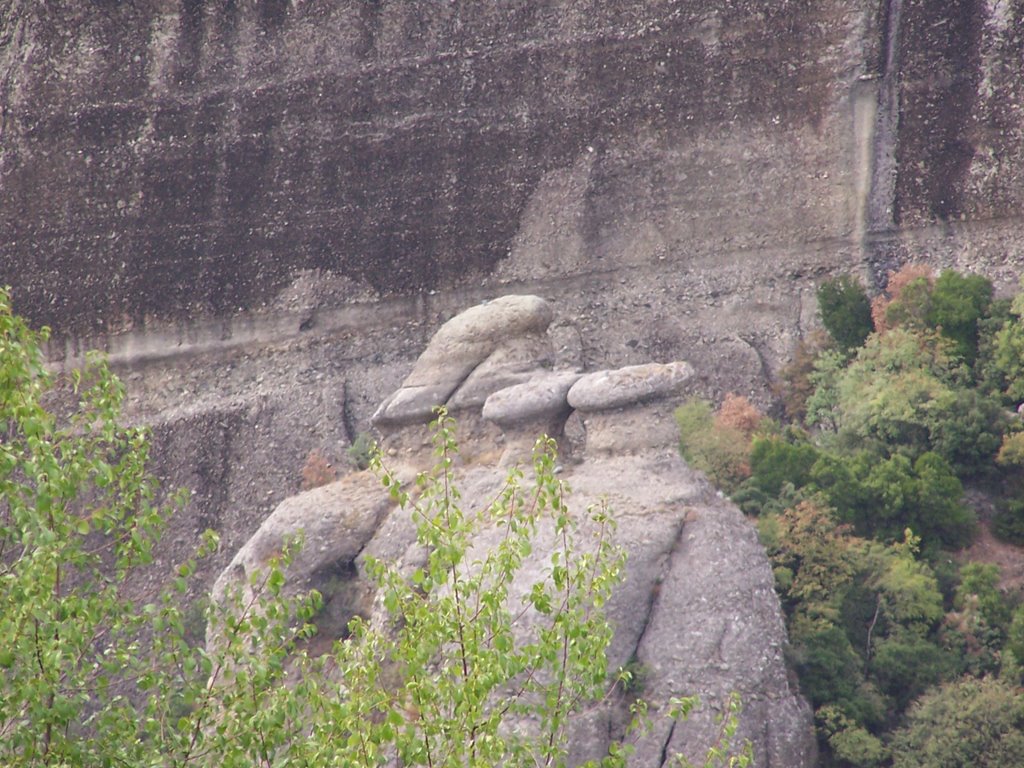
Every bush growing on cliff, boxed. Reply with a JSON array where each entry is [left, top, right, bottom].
[[927, 270, 994, 365], [980, 281, 1024, 404], [0, 290, 748, 768], [760, 501, 960, 763], [817, 275, 873, 353], [714, 265, 1024, 766], [675, 395, 767, 493]]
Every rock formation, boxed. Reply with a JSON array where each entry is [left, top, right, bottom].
[[214, 296, 815, 767], [5, 2, 1022, 626], [7, 5, 1018, 759]]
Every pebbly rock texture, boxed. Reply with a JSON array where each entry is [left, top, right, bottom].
[[5, 1, 1024, 358], [213, 297, 816, 767]]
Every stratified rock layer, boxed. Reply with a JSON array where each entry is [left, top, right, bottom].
[[4, 1, 1022, 345]]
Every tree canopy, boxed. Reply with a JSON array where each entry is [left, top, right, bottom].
[[680, 265, 1024, 767]]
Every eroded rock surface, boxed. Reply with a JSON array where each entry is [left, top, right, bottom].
[[214, 297, 815, 767], [372, 294, 555, 426]]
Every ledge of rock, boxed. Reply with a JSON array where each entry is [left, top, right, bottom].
[[213, 296, 815, 767]]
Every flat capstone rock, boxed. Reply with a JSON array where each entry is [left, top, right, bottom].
[[567, 361, 694, 412]]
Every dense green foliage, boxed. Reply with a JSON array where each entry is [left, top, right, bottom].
[[817, 275, 874, 353], [807, 328, 1006, 479], [888, 677, 1024, 768], [679, 266, 1024, 767], [926, 271, 993, 365], [675, 398, 759, 493], [981, 288, 1024, 403], [0, 289, 747, 768]]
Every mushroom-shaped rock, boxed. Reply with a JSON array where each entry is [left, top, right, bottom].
[[482, 371, 583, 429], [566, 362, 695, 455], [481, 371, 583, 464], [373, 295, 555, 427], [567, 361, 695, 411]]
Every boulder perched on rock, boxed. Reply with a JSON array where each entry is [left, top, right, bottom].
[[372, 295, 555, 426], [566, 361, 696, 455], [567, 362, 695, 411], [214, 296, 815, 767], [481, 370, 583, 429]]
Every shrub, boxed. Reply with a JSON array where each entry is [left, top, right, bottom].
[[748, 436, 820, 497], [1005, 605, 1024, 665], [872, 264, 935, 333], [817, 706, 887, 768], [983, 286, 1024, 403], [714, 392, 765, 436], [789, 625, 883, 726], [927, 270, 993, 364], [681, 424, 752, 493], [927, 388, 1007, 478], [817, 275, 874, 353], [996, 431, 1024, 467], [347, 431, 376, 470], [803, 348, 848, 432], [862, 452, 974, 549], [954, 563, 1011, 631], [868, 636, 954, 712], [676, 397, 754, 493], [676, 398, 715, 447], [823, 328, 1004, 477], [992, 498, 1024, 545], [777, 330, 830, 422]]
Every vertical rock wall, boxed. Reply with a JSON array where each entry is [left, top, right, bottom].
[[3, 1, 863, 342]]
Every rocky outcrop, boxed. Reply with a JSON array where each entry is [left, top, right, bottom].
[[214, 296, 815, 767], [8, 3, 1023, 621]]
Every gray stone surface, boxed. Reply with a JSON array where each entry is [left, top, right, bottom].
[[580, 402, 683, 456], [6, 5, 1022, 575], [5, 1, 1023, 346], [401, 296, 554, 388], [371, 295, 554, 426], [481, 371, 583, 428], [215, 435, 815, 768], [568, 362, 696, 412], [212, 470, 395, 595], [446, 335, 556, 409]]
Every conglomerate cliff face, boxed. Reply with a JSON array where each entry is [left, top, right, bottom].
[[1, 2, 1023, 759], [4, 1, 1022, 348]]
